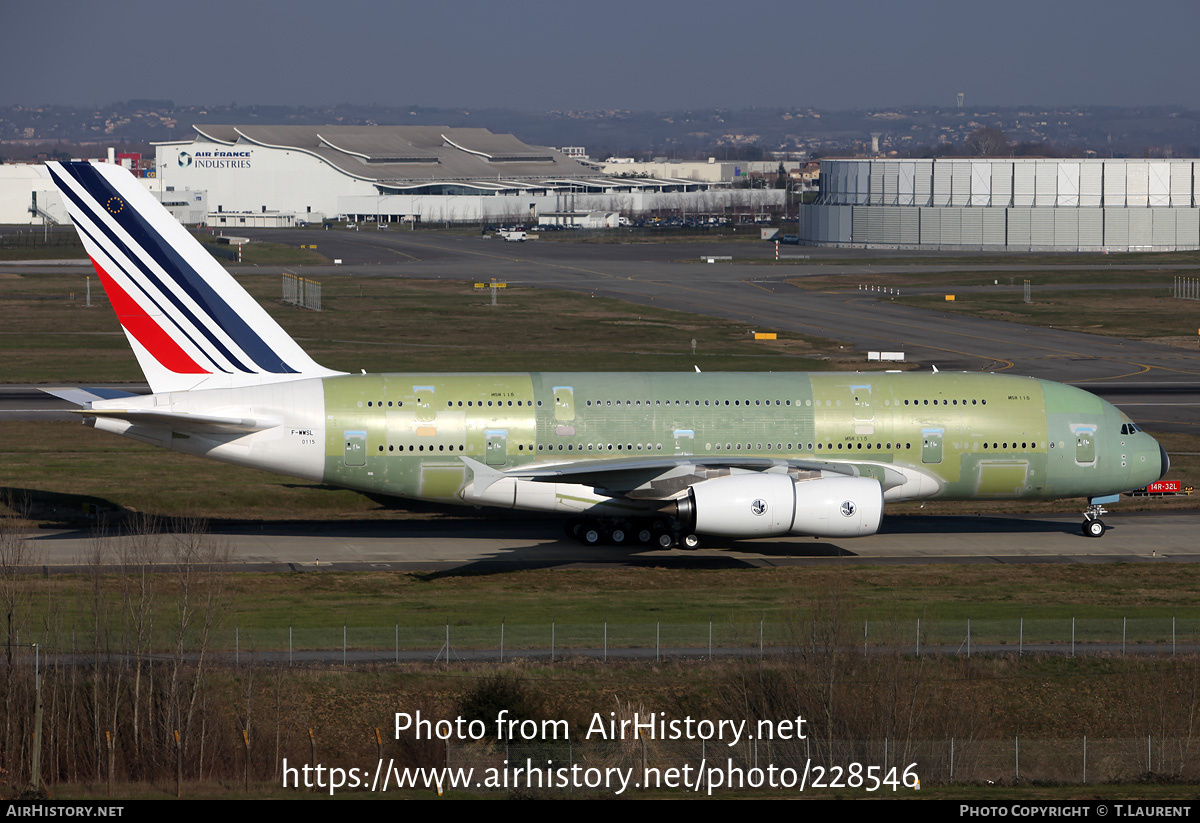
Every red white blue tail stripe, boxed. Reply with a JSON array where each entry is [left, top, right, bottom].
[[47, 161, 341, 393]]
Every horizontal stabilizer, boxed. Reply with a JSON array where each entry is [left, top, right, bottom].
[[42, 386, 141, 406], [74, 408, 278, 434]]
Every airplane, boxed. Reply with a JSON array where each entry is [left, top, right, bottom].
[[43, 160, 1169, 549]]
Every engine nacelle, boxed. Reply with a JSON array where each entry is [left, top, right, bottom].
[[680, 474, 883, 538], [790, 476, 884, 538], [686, 473, 798, 536]]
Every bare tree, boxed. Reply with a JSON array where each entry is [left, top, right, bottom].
[[118, 515, 163, 778], [0, 494, 36, 784], [965, 127, 1009, 156], [164, 518, 231, 789]]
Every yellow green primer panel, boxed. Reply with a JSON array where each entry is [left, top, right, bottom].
[[322, 371, 1162, 504]]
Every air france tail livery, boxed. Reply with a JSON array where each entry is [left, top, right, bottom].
[[46, 161, 1169, 548]]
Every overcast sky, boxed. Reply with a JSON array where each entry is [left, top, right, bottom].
[[4, 0, 1198, 111]]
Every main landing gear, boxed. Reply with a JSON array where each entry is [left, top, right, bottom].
[[1081, 502, 1108, 538], [565, 517, 700, 550]]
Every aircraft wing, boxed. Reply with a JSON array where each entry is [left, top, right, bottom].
[[73, 409, 279, 435], [467, 454, 914, 499]]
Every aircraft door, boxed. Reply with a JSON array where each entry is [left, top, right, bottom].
[[344, 430, 367, 467], [486, 429, 508, 466], [922, 428, 944, 464], [1073, 425, 1097, 466], [673, 429, 694, 456], [553, 386, 575, 422], [851, 385, 873, 421], [414, 385, 435, 423]]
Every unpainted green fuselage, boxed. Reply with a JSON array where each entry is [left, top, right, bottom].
[[319, 371, 1163, 505]]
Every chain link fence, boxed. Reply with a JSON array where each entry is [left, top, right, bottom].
[[22, 616, 1200, 661]]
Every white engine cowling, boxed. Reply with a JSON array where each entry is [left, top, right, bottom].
[[689, 473, 797, 536], [791, 476, 884, 538], [684, 474, 883, 538]]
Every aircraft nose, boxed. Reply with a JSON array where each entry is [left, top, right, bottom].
[[1159, 442, 1171, 481]]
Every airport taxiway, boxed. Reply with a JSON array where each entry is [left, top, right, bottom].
[[6, 234, 1198, 567], [20, 510, 1200, 571], [237, 231, 1200, 391]]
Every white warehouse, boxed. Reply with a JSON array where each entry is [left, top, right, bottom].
[[799, 158, 1200, 251], [152, 125, 778, 226]]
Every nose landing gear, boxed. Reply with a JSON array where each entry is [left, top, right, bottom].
[[1082, 502, 1108, 538]]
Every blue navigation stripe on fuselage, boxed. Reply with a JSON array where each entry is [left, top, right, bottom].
[[70, 216, 233, 374], [49, 164, 253, 374], [61, 163, 298, 374]]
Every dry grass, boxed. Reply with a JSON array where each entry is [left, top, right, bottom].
[[0, 270, 852, 382]]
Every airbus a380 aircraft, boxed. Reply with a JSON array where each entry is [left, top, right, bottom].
[[45, 161, 1168, 548]]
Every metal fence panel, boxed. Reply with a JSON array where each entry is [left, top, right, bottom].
[[1079, 161, 1103, 207], [960, 208, 983, 246], [1104, 207, 1129, 246], [1007, 207, 1032, 246], [1013, 161, 1035, 207], [991, 161, 1013, 207], [1078, 209, 1103, 246], [1170, 161, 1193, 207], [913, 160, 933, 206], [1104, 160, 1127, 207]]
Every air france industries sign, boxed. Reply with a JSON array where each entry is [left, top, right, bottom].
[[180, 150, 252, 169]]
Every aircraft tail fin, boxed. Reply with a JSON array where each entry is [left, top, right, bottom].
[[46, 160, 343, 394]]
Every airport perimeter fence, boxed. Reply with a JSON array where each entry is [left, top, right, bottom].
[[20, 616, 1200, 662], [443, 735, 1200, 790], [225, 615, 1200, 660], [0, 227, 83, 249]]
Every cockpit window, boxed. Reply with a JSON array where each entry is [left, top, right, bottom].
[[1120, 423, 1142, 435]]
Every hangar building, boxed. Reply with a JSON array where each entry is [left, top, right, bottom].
[[151, 125, 774, 226], [799, 158, 1200, 251]]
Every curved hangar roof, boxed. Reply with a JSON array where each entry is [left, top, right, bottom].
[[188, 124, 601, 189]]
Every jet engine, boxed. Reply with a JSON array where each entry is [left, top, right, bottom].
[[675, 474, 884, 538]]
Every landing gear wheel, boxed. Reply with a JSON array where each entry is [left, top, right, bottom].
[[581, 525, 603, 546], [1081, 501, 1110, 539], [681, 533, 701, 550], [654, 531, 675, 549], [636, 527, 654, 545], [564, 517, 583, 539], [609, 527, 629, 545]]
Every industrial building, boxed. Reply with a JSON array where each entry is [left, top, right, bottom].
[[1, 127, 785, 227], [0, 164, 64, 224], [150, 125, 777, 225], [601, 158, 801, 184], [799, 158, 1200, 251], [0, 151, 205, 226]]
